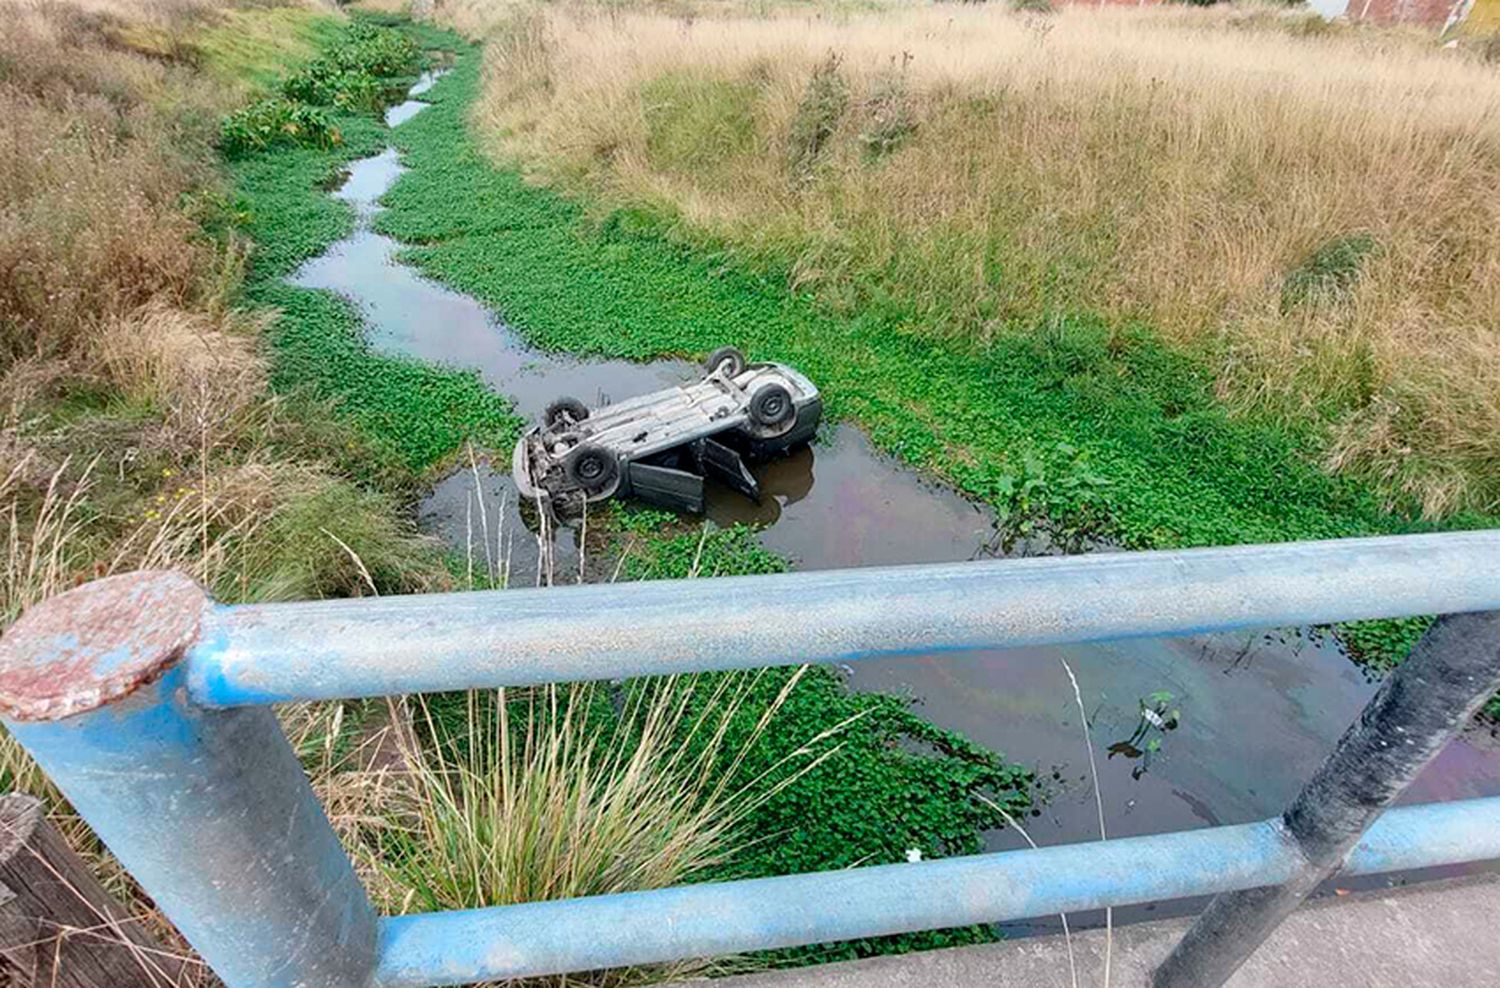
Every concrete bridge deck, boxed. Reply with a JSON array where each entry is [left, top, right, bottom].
[[712, 874, 1500, 988]]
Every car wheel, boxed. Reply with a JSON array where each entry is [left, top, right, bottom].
[[565, 445, 619, 494], [544, 397, 590, 429], [749, 383, 794, 427], [704, 346, 746, 378]]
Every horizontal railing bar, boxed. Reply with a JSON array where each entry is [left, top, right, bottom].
[[186, 532, 1500, 706], [371, 797, 1500, 988]]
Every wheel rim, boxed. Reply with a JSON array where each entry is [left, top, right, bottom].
[[578, 456, 604, 481]]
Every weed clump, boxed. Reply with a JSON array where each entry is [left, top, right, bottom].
[[859, 55, 916, 161], [787, 51, 848, 176], [221, 98, 342, 157], [280, 21, 420, 113], [222, 21, 419, 157], [339, 20, 423, 78], [282, 61, 386, 112], [1280, 233, 1376, 313]]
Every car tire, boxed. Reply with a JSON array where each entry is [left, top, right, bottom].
[[545, 397, 589, 429], [749, 383, 794, 427], [565, 445, 619, 494], [704, 346, 747, 378]]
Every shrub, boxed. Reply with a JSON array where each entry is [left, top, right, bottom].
[[278, 21, 419, 113], [220, 97, 341, 157], [334, 20, 420, 78]]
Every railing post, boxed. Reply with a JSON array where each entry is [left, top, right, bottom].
[[0, 573, 379, 988], [1154, 610, 1500, 988]]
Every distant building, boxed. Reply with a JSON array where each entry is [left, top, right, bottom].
[[1340, 0, 1469, 28], [1073, 0, 1488, 30]]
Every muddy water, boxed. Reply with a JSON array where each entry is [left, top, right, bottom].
[[292, 148, 693, 423], [292, 85, 1500, 931]]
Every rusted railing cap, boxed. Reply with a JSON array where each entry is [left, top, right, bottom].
[[0, 571, 209, 722]]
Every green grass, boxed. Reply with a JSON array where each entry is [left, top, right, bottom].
[[195, 7, 347, 94], [642, 73, 761, 179]]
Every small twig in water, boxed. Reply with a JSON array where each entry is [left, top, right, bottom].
[[578, 497, 588, 585], [466, 444, 494, 584]]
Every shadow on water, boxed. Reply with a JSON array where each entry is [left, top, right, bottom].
[[292, 80, 1500, 935]]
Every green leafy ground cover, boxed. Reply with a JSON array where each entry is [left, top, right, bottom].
[[229, 21, 517, 480]]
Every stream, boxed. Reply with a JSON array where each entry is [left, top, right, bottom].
[[290, 79, 1500, 933]]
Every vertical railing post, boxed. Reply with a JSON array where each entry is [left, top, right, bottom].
[[0, 573, 379, 988], [1154, 610, 1500, 988]]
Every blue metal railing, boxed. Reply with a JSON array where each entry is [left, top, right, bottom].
[[1, 531, 1498, 988]]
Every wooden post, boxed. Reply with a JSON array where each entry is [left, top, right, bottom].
[[0, 793, 188, 987]]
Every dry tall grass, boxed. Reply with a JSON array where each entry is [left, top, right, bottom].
[[0, 2, 223, 363], [1, 0, 447, 617], [477, 2, 1500, 516], [2, 0, 442, 900]]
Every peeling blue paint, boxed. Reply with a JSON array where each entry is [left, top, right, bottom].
[[2, 668, 378, 988]]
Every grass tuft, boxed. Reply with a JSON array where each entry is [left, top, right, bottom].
[[1281, 234, 1378, 314]]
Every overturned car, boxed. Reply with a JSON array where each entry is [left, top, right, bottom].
[[513, 347, 822, 515]]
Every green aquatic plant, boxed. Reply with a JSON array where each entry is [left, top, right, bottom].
[[1108, 689, 1182, 780], [220, 98, 341, 157]]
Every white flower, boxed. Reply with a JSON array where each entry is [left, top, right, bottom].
[[905, 848, 923, 863]]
